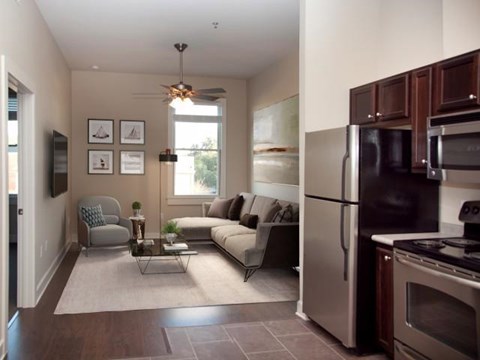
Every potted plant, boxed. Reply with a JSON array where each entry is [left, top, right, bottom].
[[132, 201, 142, 217], [162, 220, 182, 244]]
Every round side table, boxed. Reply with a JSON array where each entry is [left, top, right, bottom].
[[129, 216, 146, 240]]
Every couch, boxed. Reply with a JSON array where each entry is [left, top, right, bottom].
[[172, 192, 299, 281]]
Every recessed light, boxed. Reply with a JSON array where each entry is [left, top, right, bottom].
[[91, 65, 100, 70], [212, 22, 219, 29]]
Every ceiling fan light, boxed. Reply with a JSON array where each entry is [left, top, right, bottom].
[[169, 96, 194, 110]]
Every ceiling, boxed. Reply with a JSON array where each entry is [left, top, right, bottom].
[[34, 0, 299, 79]]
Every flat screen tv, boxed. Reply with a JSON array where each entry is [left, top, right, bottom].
[[51, 130, 68, 197]]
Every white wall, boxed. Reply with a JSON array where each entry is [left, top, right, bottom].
[[247, 50, 300, 203], [0, 0, 71, 357]]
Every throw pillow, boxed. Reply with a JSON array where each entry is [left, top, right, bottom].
[[207, 197, 234, 219], [263, 202, 282, 223], [272, 204, 294, 223], [81, 204, 106, 228], [228, 194, 244, 220], [240, 214, 259, 229]]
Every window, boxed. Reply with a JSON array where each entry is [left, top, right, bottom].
[[170, 101, 225, 199], [8, 91, 18, 195]]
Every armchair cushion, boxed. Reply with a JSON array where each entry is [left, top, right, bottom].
[[81, 205, 106, 228], [104, 215, 120, 224], [90, 224, 130, 246]]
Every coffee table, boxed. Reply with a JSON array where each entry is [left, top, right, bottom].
[[129, 237, 197, 275]]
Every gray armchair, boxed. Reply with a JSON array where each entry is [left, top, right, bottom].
[[77, 196, 132, 255]]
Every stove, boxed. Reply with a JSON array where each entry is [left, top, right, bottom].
[[394, 200, 480, 273]]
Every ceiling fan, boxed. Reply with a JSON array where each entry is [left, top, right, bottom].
[[134, 43, 226, 106]]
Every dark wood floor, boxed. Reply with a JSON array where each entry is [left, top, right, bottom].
[[7, 245, 298, 360], [8, 243, 18, 323]]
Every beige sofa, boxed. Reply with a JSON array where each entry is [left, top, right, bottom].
[[172, 192, 299, 281]]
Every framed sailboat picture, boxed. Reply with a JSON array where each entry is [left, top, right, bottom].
[[120, 120, 145, 145], [88, 119, 114, 144], [88, 150, 114, 174]]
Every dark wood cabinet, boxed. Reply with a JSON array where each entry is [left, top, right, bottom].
[[350, 74, 410, 125], [350, 84, 376, 125], [411, 67, 432, 171], [377, 74, 410, 122], [434, 52, 480, 114], [376, 246, 394, 357]]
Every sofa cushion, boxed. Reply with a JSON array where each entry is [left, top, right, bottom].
[[228, 194, 244, 220], [272, 204, 294, 223], [90, 224, 130, 246], [239, 214, 259, 229], [211, 224, 256, 248], [81, 205, 106, 228], [172, 217, 239, 240], [208, 197, 234, 219], [239, 192, 255, 218], [224, 234, 264, 267], [277, 200, 300, 222], [250, 196, 281, 223]]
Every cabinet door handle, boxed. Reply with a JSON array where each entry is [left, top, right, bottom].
[[376, 112, 382, 117], [421, 159, 428, 165], [469, 94, 477, 100], [367, 114, 373, 119], [384, 255, 391, 261]]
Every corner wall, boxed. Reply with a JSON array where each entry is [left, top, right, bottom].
[[247, 50, 300, 203]]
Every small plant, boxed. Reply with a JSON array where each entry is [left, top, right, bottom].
[[162, 220, 182, 235], [132, 201, 142, 210]]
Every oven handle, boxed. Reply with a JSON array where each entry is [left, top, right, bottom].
[[396, 256, 480, 290], [395, 341, 429, 360]]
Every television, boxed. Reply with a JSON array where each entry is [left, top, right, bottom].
[[51, 130, 68, 197]]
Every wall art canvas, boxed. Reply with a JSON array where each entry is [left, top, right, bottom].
[[88, 119, 114, 144], [88, 150, 114, 174], [253, 95, 299, 185], [120, 120, 145, 145], [120, 151, 145, 175]]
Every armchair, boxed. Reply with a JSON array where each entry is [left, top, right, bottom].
[[77, 196, 132, 255]]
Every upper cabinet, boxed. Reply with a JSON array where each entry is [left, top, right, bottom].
[[433, 52, 480, 114], [350, 74, 410, 125]]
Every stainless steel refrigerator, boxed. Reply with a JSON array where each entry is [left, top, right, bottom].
[[304, 125, 439, 353]]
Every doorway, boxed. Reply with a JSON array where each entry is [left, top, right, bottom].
[[7, 86, 19, 324]]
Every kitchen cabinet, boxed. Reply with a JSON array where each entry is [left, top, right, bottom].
[[411, 67, 432, 171], [350, 74, 410, 125], [375, 245, 393, 357], [434, 52, 480, 114]]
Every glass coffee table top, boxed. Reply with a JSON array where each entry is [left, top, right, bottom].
[[129, 238, 197, 274]]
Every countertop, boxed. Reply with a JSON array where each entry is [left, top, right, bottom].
[[371, 232, 457, 247]]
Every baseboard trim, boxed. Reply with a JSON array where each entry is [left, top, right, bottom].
[[35, 241, 72, 305], [0, 339, 5, 360], [295, 300, 308, 321]]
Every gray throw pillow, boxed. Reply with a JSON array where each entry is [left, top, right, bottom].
[[263, 202, 282, 223], [240, 214, 259, 229], [81, 204, 106, 228], [272, 204, 294, 223], [228, 194, 244, 220], [207, 197, 234, 219]]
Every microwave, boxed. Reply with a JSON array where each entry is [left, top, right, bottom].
[[427, 109, 480, 183]]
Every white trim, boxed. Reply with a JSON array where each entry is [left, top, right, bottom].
[[295, 300, 308, 320], [167, 195, 215, 206], [35, 242, 71, 303], [0, 340, 4, 360]]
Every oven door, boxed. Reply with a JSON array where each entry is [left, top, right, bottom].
[[394, 251, 480, 360]]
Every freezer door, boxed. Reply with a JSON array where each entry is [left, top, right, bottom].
[[303, 196, 358, 348], [305, 126, 359, 202]]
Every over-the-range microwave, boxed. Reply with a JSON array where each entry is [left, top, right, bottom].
[[427, 109, 480, 183]]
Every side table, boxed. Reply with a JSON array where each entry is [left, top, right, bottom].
[[129, 216, 146, 240]]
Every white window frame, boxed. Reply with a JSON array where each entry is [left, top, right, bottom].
[[167, 99, 226, 205]]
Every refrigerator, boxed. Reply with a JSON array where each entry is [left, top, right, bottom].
[[304, 125, 439, 353]]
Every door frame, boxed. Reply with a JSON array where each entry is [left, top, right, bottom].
[[0, 55, 36, 357]]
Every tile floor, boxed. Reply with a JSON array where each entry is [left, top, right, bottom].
[[117, 319, 388, 360]]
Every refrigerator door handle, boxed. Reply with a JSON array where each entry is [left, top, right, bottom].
[[340, 204, 350, 281], [341, 128, 350, 202]]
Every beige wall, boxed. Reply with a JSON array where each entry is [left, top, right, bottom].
[[71, 71, 247, 237], [0, 0, 71, 355], [247, 50, 300, 203]]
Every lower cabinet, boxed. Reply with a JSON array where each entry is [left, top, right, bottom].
[[375, 245, 394, 357]]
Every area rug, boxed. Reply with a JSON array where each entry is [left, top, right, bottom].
[[55, 245, 299, 314]]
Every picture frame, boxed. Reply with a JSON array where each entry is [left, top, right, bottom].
[[88, 150, 114, 174], [120, 120, 145, 145], [120, 151, 145, 175], [88, 119, 114, 144]]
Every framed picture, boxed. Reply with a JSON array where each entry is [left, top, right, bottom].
[[88, 150, 114, 174], [120, 120, 145, 145], [120, 151, 145, 175], [88, 119, 114, 144]]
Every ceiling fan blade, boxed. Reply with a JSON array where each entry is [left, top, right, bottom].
[[192, 94, 220, 101], [161, 84, 172, 89], [195, 88, 226, 94], [132, 92, 163, 96]]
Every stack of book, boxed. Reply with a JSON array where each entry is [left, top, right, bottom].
[[163, 243, 188, 251]]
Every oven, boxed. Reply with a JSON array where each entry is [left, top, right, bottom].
[[394, 249, 480, 360], [427, 109, 480, 183]]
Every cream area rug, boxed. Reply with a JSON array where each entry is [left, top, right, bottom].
[[55, 245, 299, 314]]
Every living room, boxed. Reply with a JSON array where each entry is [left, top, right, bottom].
[[2, 1, 480, 360]]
